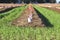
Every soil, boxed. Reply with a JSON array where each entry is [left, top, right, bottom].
[[0, 3, 23, 11], [45, 7, 60, 13], [12, 6, 45, 27], [38, 4, 60, 13]]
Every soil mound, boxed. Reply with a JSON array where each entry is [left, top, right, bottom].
[[12, 7, 45, 27]]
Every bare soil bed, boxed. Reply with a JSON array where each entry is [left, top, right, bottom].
[[0, 3, 23, 12], [45, 7, 60, 13], [38, 4, 60, 13], [38, 4, 60, 7], [12, 7, 45, 27]]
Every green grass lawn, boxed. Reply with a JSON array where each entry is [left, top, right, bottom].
[[0, 5, 60, 40]]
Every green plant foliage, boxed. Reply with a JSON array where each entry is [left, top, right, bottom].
[[0, 4, 60, 40]]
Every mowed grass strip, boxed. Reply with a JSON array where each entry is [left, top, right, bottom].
[[33, 5, 60, 40]]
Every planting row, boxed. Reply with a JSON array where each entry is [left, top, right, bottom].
[[33, 4, 60, 27], [0, 5, 27, 26]]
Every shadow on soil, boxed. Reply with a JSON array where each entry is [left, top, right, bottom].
[[0, 6, 20, 19], [34, 8, 53, 27], [0, 7, 19, 13]]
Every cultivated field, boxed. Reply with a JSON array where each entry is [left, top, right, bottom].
[[38, 4, 60, 13], [0, 3, 60, 40], [0, 3, 23, 11]]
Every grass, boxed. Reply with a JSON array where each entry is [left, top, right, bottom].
[[0, 4, 60, 40], [33, 5, 60, 40], [0, 6, 30, 40], [0, 7, 17, 19]]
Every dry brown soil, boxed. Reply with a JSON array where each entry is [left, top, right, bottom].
[[0, 3, 23, 11], [38, 4, 60, 13], [12, 7, 45, 27]]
